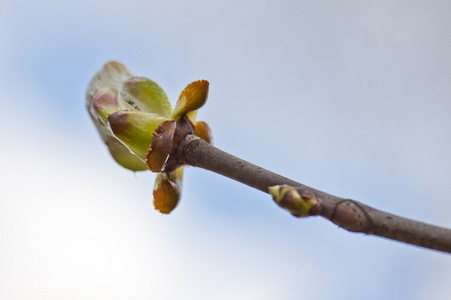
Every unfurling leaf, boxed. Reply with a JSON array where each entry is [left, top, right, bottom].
[[108, 110, 169, 160], [86, 61, 134, 107], [86, 62, 149, 171], [104, 138, 148, 171], [119, 77, 173, 118]]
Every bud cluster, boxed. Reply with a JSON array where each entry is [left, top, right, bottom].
[[86, 61, 212, 213]]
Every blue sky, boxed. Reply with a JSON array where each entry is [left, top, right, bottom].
[[1, 0, 451, 299]]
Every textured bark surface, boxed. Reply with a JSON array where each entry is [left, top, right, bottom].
[[180, 135, 451, 254]]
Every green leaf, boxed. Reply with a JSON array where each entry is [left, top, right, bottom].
[[108, 110, 169, 160], [119, 77, 173, 118], [105, 138, 148, 171]]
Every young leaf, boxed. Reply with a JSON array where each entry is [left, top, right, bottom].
[[108, 110, 169, 160], [119, 77, 173, 118]]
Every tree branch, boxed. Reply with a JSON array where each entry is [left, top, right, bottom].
[[179, 135, 451, 254]]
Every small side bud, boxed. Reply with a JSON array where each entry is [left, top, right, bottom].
[[268, 185, 321, 217]]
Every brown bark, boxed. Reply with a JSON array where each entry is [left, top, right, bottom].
[[179, 135, 451, 254]]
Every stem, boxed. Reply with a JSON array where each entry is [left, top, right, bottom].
[[180, 135, 451, 254]]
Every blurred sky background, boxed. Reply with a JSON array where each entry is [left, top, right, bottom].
[[1, 0, 451, 299]]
